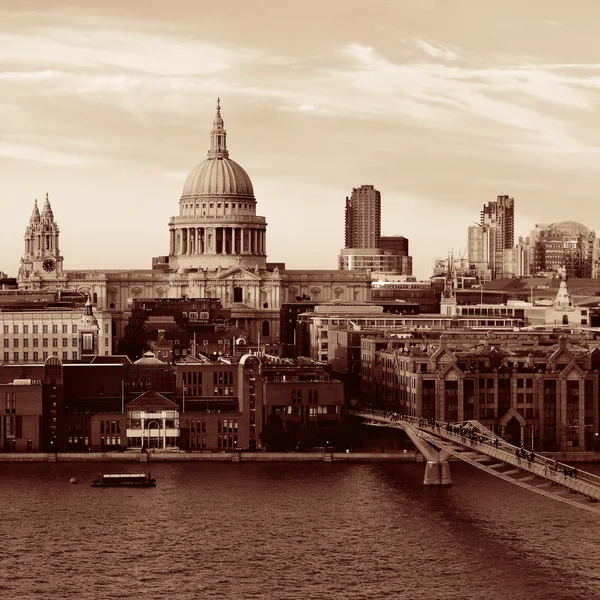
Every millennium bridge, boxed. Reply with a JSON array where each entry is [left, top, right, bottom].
[[351, 409, 600, 514]]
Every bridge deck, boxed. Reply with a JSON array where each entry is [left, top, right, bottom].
[[351, 410, 600, 514]]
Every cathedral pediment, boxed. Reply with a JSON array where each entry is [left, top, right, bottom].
[[214, 267, 261, 281]]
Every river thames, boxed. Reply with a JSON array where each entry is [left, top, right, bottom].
[[1, 461, 599, 599]]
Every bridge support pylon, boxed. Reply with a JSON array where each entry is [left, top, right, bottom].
[[404, 426, 451, 485], [423, 460, 452, 486]]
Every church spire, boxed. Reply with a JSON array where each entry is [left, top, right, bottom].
[[41, 192, 54, 221], [207, 97, 229, 159], [29, 199, 40, 224]]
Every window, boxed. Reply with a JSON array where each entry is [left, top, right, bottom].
[[72, 352, 78, 360], [13, 352, 18, 361], [13, 339, 18, 348], [3, 352, 8, 362], [104, 324, 108, 334], [23, 339, 28, 348], [23, 325, 28, 334], [13, 325, 18, 334], [72, 325, 77, 334], [52, 325, 58, 334], [62, 352, 68, 360], [62, 325, 68, 334], [52, 338, 58, 348], [2, 326, 7, 334], [43, 325, 48, 334], [33, 352, 38, 361], [33, 339, 38, 347], [62, 339, 68, 347], [43, 339, 48, 348], [3, 340, 7, 348], [73, 339, 78, 347], [83, 334, 93, 351], [33, 325, 38, 334], [23, 352, 28, 361]]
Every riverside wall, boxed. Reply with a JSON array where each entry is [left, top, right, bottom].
[[0, 451, 422, 463], [2, 451, 599, 464]]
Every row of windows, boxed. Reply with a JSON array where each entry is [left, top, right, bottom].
[[217, 434, 238, 448], [273, 405, 338, 416], [3, 351, 78, 362], [3, 324, 78, 334], [214, 371, 234, 385], [68, 437, 89, 445], [100, 420, 121, 435], [3, 338, 78, 348], [291, 389, 321, 404], [217, 419, 238, 434], [182, 202, 251, 211], [1, 323, 110, 335]]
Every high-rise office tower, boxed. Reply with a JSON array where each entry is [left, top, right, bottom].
[[339, 187, 412, 275], [344, 185, 381, 249], [468, 195, 515, 280]]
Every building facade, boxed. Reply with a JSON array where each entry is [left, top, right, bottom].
[[0, 300, 110, 364], [363, 335, 600, 452]]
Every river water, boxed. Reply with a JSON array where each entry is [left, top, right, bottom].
[[0, 461, 599, 600]]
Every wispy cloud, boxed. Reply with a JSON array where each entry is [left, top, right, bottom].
[[414, 39, 459, 61], [0, 141, 107, 167]]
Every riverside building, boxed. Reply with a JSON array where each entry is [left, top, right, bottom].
[[363, 334, 600, 451]]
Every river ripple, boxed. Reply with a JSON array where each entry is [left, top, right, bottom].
[[0, 461, 599, 599]]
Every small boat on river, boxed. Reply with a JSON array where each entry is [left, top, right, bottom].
[[91, 473, 156, 488]]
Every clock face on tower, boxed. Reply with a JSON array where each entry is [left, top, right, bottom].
[[42, 258, 56, 272]]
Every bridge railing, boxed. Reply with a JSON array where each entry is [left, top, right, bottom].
[[352, 408, 600, 491]]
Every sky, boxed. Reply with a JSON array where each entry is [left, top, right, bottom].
[[2, 0, 600, 280]]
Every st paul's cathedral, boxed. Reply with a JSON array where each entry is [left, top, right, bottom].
[[16, 100, 370, 343]]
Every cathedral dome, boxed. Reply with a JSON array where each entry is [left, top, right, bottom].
[[182, 157, 254, 198], [181, 98, 255, 200]]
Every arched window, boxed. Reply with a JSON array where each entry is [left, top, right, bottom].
[[93, 292, 98, 304], [562, 314, 569, 325], [262, 320, 270, 337]]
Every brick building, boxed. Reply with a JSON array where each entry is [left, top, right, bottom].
[[363, 334, 600, 451]]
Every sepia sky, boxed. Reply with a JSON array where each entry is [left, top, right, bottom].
[[2, 0, 600, 279]]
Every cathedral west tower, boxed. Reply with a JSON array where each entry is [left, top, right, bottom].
[[18, 193, 66, 289], [168, 99, 267, 272]]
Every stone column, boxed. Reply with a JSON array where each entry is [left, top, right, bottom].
[[231, 227, 236, 254]]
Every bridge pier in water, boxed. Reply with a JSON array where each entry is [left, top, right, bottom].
[[404, 426, 452, 485], [423, 460, 452, 486]]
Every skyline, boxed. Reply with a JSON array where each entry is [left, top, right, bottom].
[[2, 1, 600, 279]]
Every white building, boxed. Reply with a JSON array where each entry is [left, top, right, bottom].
[[0, 299, 110, 363]]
